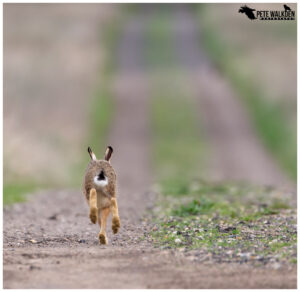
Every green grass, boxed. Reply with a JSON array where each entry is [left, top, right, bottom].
[[171, 199, 215, 217], [3, 182, 41, 205], [163, 180, 287, 220], [150, 180, 296, 263], [197, 6, 296, 180]]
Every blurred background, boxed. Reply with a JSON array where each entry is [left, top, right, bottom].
[[3, 3, 296, 204]]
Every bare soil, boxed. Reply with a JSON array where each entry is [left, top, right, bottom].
[[3, 6, 296, 289]]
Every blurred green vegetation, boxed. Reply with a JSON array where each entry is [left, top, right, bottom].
[[3, 11, 123, 205], [151, 91, 206, 185], [145, 8, 206, 190], [65, 14, 127, 190], [144, 9, 176, 70], [197, 5, 296, 180], [70, 14, 124, 187], [4, 182, 40, 205]]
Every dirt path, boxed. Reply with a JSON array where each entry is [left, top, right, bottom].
[[3, 7, 296, 289]]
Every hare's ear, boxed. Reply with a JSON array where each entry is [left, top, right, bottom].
[[104, 146, 113, 162], [88, 146, 97, 161]]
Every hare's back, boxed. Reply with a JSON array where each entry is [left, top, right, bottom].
[[83, 160, 116, 199]]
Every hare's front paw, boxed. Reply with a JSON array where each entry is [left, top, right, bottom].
[[112, 216, 120, 234], [89, 207, 98, 224], [99, 233, 108, 244]]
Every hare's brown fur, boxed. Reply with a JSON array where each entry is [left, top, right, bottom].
[[83, 146, 120, 244], [84, 160, 116, 207]]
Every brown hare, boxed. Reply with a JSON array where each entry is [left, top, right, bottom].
[[83, 146, 120, 244]]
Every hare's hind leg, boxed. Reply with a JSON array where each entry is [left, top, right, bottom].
[[111, 198, 120, 234], [98, 207, 110, 244], [89, 188, 98, 224]]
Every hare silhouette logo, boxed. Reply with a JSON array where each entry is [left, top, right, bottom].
[[239, 5, 256, 20]]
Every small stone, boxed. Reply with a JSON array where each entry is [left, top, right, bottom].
[[256, 256, 264, 261], [48, 214, 58, 220], [29, 265, 41, 270], [29, 239, 37, 244], [161, 246, 171, 250], [239, 253, 251, 260], [272, 263, 281, 270]]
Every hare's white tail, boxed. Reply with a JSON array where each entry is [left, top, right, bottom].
[[93, 176, 108, 187], [93, 170, 109, 187]]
